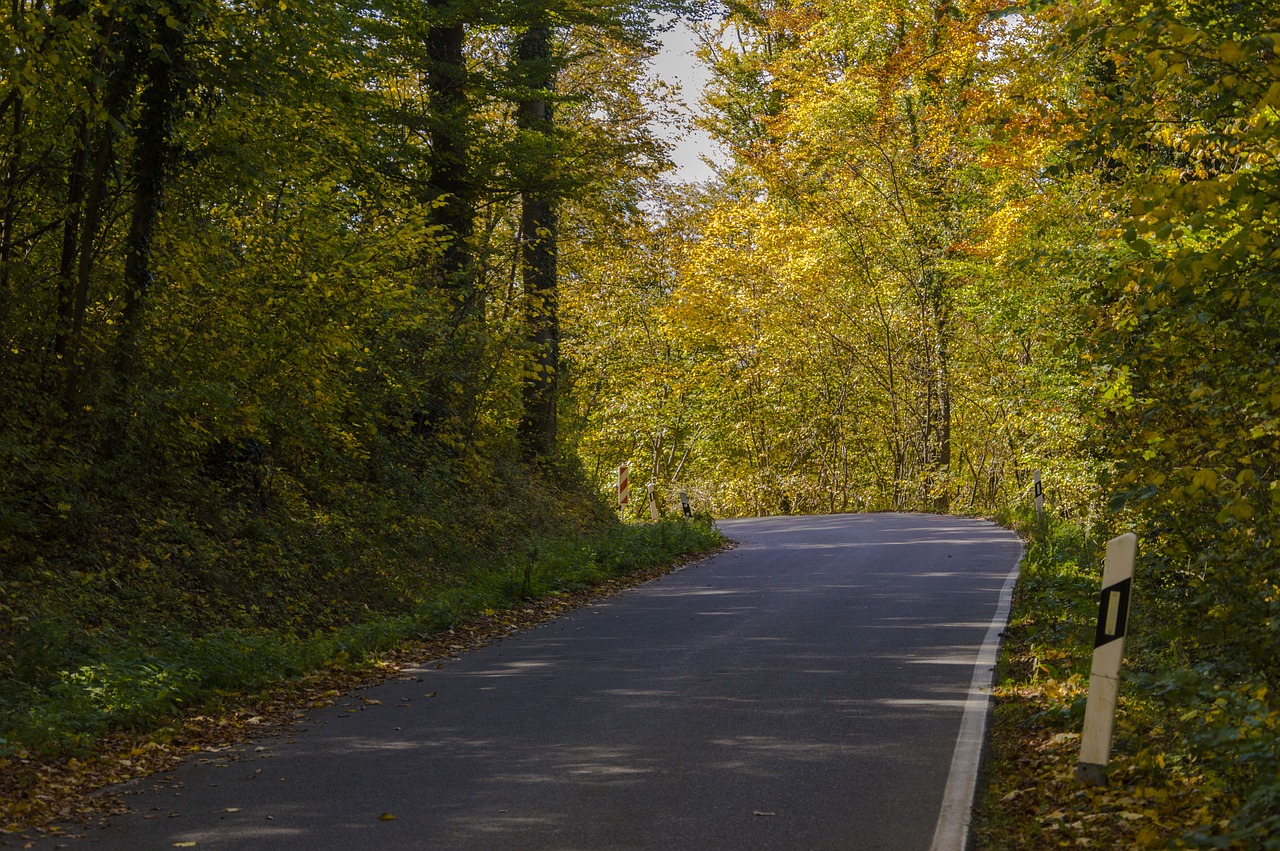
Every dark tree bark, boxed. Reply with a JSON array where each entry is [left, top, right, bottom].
[[114, 13, 188, 395], [514, 24, 559, 461], [426, 0, 474, 302], [413, 0, 481, 440], [932, 292, 952, 512], [0, 0, 23, 300], [0, 102, 21, 302], [54, 9, 141, 407], [53, 116, 89, 376], [50, 2, 108, 395]]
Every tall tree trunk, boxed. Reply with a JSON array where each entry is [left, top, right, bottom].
[[58, 14, 137, 408], [0, 0, 66, 309], [53, 116, 89, 374], [61, 120, 117, 407], [415, 0, 479, 439], [426, 0, 473, 302], [49, 0, 103, 387], [917, 262, 953, 512], [0, 0, 22, 301], [514, 24, 558, 461], [517, 185, 558, 459], [0, 101, 20, 304], [114, 15, 186, 397], [933, 297, 952, 511]]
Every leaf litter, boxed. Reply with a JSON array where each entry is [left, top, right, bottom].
[[0, 550, 719, 837]]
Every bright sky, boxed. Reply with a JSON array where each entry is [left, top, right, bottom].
[[650, 21, 727, 183]]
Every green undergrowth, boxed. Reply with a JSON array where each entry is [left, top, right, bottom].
[[975, 510, 1274, 849], [0, 516, 720, 757], [0, 450, 721, 760]]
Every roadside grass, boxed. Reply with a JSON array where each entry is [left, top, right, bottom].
[[974, 512, 1244, 849], [0, 514, 722, 833]]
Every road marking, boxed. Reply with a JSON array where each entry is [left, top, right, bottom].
[[929, 552, 1022, 851]]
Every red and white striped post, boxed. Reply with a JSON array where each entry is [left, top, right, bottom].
[[617, 463, 631, 509]]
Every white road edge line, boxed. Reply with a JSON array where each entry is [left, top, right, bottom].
[[929, 551, 1023, 851]]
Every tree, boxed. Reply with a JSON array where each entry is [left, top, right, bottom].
[[514, 17, 560, 461], [114, 0, 203, 403], [1065, 1, 1280, 841], [595, 0, 1095, 516]]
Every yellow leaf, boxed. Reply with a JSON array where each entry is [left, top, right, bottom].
[[1136, 827, 1162, 847], [378, 812, 396, 821], [1218, 41, 1244, 64]]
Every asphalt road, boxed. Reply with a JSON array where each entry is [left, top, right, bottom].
[[19, 513, 1022, 850]]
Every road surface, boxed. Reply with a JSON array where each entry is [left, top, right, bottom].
[[14, 513, 1022, 850]]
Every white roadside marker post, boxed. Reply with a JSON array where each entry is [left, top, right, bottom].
[[1077, 532, 1138, 786], [678, 489, 692, 518], [1033, 470, 1044, 522], [647, 482, 659, 521]]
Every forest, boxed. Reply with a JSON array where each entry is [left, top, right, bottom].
[[1, 0, 1278, 844]]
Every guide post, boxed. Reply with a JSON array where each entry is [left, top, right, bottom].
[[1034, 470, 1044, 522], [1077, 532, 1138, 785]]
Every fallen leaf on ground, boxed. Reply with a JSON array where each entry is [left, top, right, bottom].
[[1, 558, 709, 836]]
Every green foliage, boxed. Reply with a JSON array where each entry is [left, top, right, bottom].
[[0, 511, 720, 758], [977, 514, 1253, 848], [3, 0, 1276, 841], [650, 1, 1280, 842], [567, 2, 1103, 519], [1000, 507, 1103, 682], [1059, 0, 1280, 843], [0, 0, 700, 778]]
